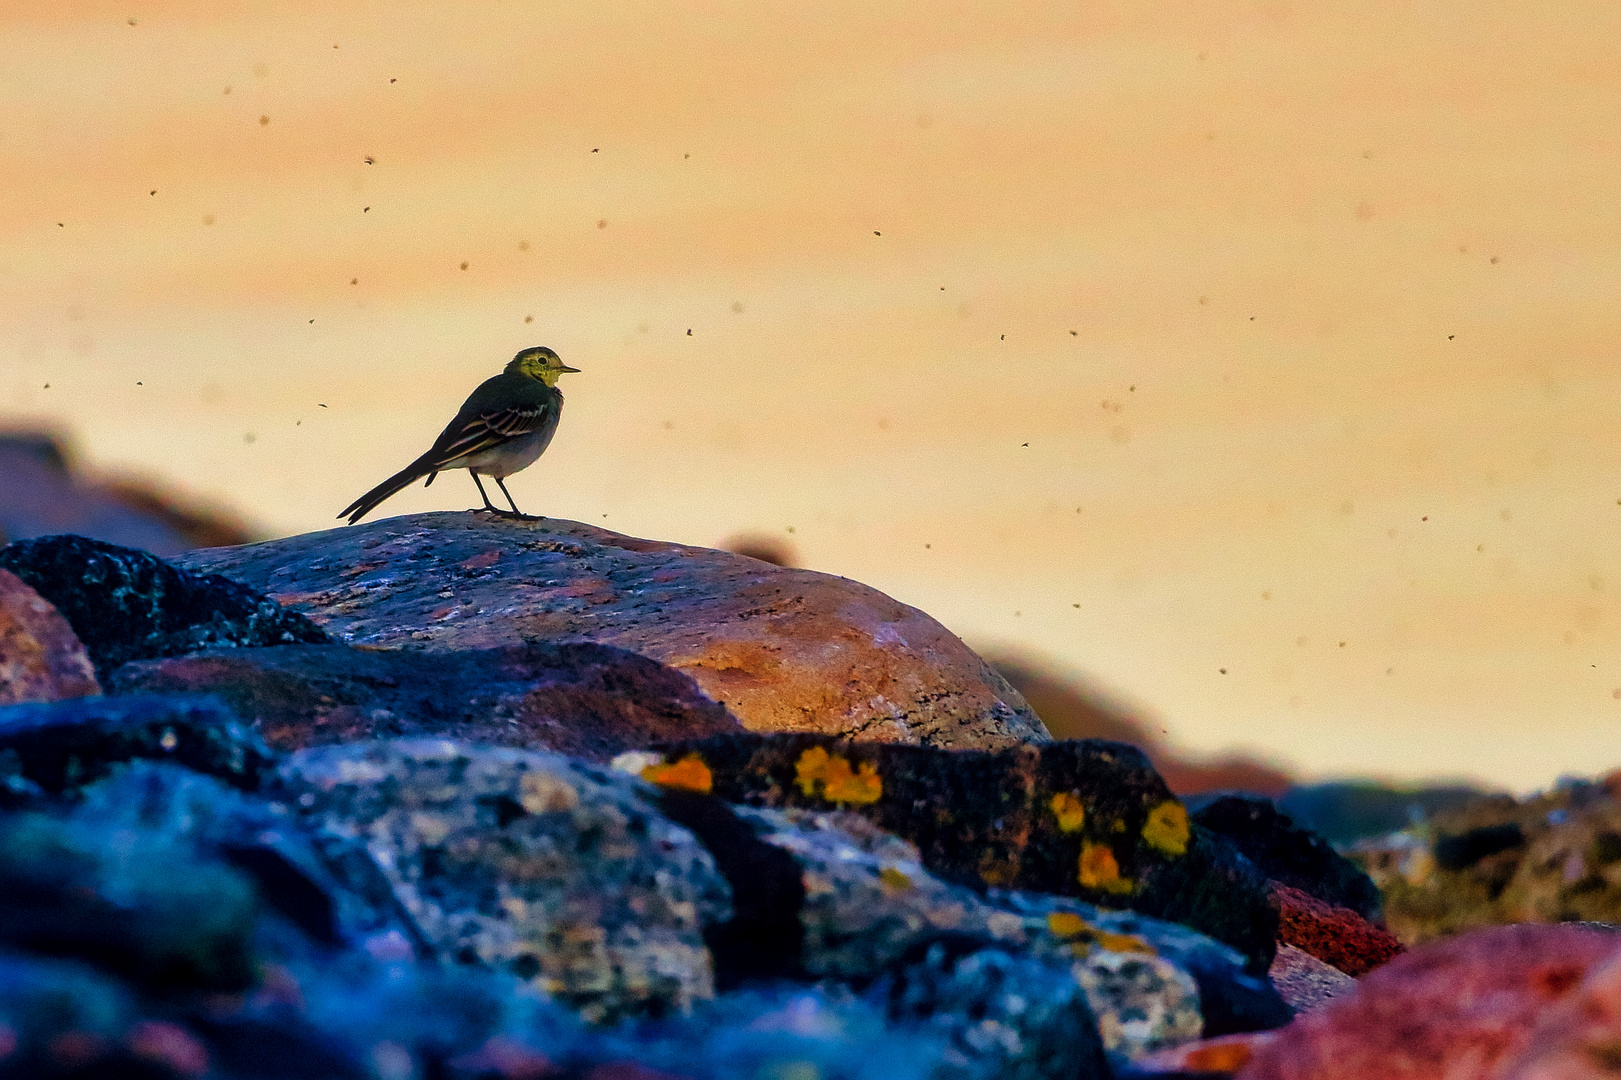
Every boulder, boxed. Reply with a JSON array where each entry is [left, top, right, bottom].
[[1499, 945, 1621, 1080], [630, 732, 1279, 970], [110, 641, 744, 761], [0, 535, 328, 683], [1191, 794, 1380, 918], [174, 512, 1047, 750], [0, 569, 99, 706], [1265, 944, 1356, 1016], [1231, 923, 1621, 1080]]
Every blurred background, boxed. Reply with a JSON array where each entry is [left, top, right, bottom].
[[4, 1, 1621, 795]]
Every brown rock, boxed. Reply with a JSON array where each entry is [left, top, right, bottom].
[[1271, 883, 1403, 977], [1233, 923, 1621, 1080], [110, 641, 742, 761], [0, 568, 99, 704], [175, 512, 1046, 750]]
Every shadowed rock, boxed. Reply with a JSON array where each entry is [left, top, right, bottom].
[[0, 534, 329, 682], [110, 640, 744, 761], [630, 732, 1279, 970], [176, 512, 1047, 750]]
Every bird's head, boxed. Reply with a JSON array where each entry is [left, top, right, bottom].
[[507, 346, 580, 387]]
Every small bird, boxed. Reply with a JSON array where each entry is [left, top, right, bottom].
[[338, 346, 579, 525]]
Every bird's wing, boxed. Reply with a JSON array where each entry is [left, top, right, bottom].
[[423, 399, 554, 469]]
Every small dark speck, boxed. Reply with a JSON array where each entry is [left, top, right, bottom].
[[309, 319, 315, 323], [363, 206, 370, 212], [684, 152, 690, 158], [127, 16, 137, 25], [1219, 668, 1227, 674], [1021, 442, 1028, 447], [136, 381, 143, 385], [259, 115, 270, 126], [1448, 335, 1455, 340], [318, 403, 327, 408], [873, 230, 881, 236], [1249, 316, 1255, 321], [1421, 516, 1428, 521], [42, 384, 48, 389], [592, 148, 599, 153], [1339, 641, 1347, 647], [1071, 603, 1079, 608], [350, 278, 358, 285], [1490, 256, 1500, 264], [459, 261, 469, 270], [149, 190, 156, 195], [57, 223, 63, 227], [1069, 330, 1077, 335], [1000, 334, 1005, 340], [686, 329, 692, 336], [364, 156, 375, 164], [390, 78, 397, 83], [524, 315, 533, 323]]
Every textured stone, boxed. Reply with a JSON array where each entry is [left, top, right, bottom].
[[110, 641, 743, 761], [0, 693, 275, 797], [175, 512, 1047, 750], [1266, 944, 1355, 1016], [1271, 884, 1402, 977], [0, 535, 328, 682], [277, 739, 732, 1023], [633, 732, 1279, 969], [1192, 794, 1380, 918], [1499, 945, 1621, 1080], [0, 569, 99, 705], [1232, 923, 1621, 1080]]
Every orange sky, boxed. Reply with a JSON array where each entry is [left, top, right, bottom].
[[5, 1, 1621, 790]]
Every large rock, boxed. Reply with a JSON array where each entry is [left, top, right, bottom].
[[0, 569, 99, 706], [1232, 923, 1621, 1080], [175, 513, 1047, 750], [628, 732, 1280, 970], [109, 641, 744, 761], [0, 535, 329, 683]]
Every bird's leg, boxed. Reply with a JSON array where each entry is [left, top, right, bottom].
[[469, 472, 501, 514], [494, 477, 539, 520]]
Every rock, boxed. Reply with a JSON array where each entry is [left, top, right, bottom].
[[885, 941, 1110, 1080], [1266, 944, 1355, 1016], [1351, 774, 1621, 945], [1276, 780, 1490, 845], [632, 732, 1279, 969], [174, 512, 1046, 750], [0, 535, 328, 683], [0, 693, 276, 797], [1191, 794, 1380, 918], [109, 641, 743, 761], [1231, 923, 1621, 1080], [0, 569, 98, 706], [1129, 1032, 1278, 1078], [1270, 885, 1402, 977], [275, 738, 733, 1023], [1498, 945, 1621, 1080]]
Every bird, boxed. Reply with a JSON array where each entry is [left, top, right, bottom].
[[338, 346, 579, 525]]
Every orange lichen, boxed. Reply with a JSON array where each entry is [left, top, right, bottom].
[[1046, 911, 1090, 938], [794, 746, 882, 804], [879, 866, 913, 891], [1078, 842, 1134, 895], [1046, 911, 1155, 954], [1184, 1042, 1257, 1073], [1049, 792, 1087, 833], [1142, 800, 1190, 856], [641, 754, 713, 794]]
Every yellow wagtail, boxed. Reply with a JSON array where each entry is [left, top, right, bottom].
[[338, 346, 579, 525]]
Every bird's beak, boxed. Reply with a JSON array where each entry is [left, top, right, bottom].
[[558, 364, 581, 373]]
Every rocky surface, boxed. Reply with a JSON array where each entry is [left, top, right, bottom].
[[1264, 944, 1356, 1016], [1270, 885, 1402, 978], [0, 535, 329, 682], [0, 569, 99, 705], [1192, 794, 1381, 919], [176, 512, 1047, 750], [111, 641, 743, 761], [1232, 923, 1621, 1080], [1352, 774, 1621, 944], [632, 732, 1280, 969]]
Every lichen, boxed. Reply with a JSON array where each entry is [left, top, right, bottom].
[[794, 746, 882, 805], [641, 754, 713, 795], [1142, 800, 1189, 857], [1050, 792, 1087, 833], [1079, 842, 1134, 895]]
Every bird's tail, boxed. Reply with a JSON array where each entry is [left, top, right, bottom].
[[337, 455, 435, 524]]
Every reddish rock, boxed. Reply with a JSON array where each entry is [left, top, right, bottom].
[[0, 569, 99, 704], [110, 641, 743, 760], [1500, 946, 1621, 1080], [176, 512, 1047, 750], [1133, 1031, 1277, 1077], [1271, 883, 1403, 977], [1233, 923, 1621, 1080]]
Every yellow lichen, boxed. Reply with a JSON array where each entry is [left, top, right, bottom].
[[1142, 800, 1190, 856], [1046, 911, 1156, 955], [794, 746, 883, 804], [1049, 792, 1087, 833], [1094, 929, 1156, 955], [879, 866, 913, 891], [641, 754, 713, 795], [1078, 842, 1134, 895], [1046, 911, 1090, 938]]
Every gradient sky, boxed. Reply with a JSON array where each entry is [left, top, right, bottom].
[[5, 1, 1621, 790]]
